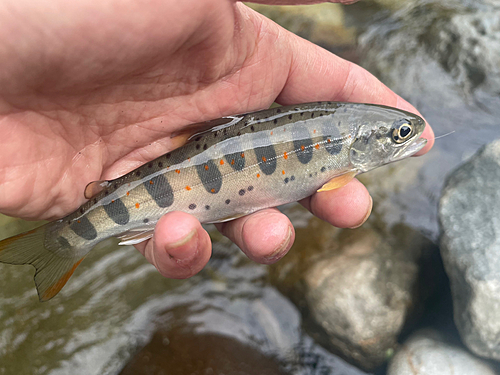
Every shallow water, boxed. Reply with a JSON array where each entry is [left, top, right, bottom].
[[1, 1, 499, 374]]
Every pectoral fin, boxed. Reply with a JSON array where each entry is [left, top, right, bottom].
[[84, 180, 110, 199], [317, 171, 357, 193]]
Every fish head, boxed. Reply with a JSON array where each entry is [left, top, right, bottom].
[[349, 108, 427, 173]]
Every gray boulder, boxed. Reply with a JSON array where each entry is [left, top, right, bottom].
[[388, 329, 499, 375], [440, 140, 500, 360], [270, 211, 439, 371]]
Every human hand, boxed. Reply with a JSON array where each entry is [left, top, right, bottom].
[[0, 0, 434, 279]]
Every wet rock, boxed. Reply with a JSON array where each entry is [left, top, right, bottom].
[[439, 140, 500, 360], [247, 3, 357, 57], [388, 329, 499, 375], [119, 328, 286, 375], [354, 0, 500, 238], [270, 210, 440, 371]]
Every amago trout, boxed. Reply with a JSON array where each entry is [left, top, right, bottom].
[[0, 102, 427, 301]]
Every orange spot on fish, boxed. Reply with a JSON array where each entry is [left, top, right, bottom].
[[262, 156, 267, 162], [282, 170, 285, 175], [220, 160, 224, 165], [284, 152, 288, 160], [241, 153, 245, 158], [257, 173, 260, 178], [126, 191, 130, 196], [204, 165, 209, 170], [270, 131, 273, 135], [301, 145, 305, 151], [111, 200, 115, 203], [149, 180, 154, 185], [327, 139, 331, 143], [314, 129, 317, 134], [188, 158, 191, 162], [135, 203, 140, 209], [315, 144, 320, 150], [186, 186, 191, 191], [77, 220, 81, 224], [175, 169, 180, 174], [231, 159, 235, 165], [211, 188, 215, 193]]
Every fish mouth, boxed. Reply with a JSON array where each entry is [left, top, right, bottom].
[[392, 137, 428, 161]]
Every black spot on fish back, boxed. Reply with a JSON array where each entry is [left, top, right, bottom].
[[70, 216, 97, 240], [103, 198, 130, 225], [144, 174, 174, 208], [195, 160, 223, 194]]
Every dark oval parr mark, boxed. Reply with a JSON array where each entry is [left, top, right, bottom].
[[103, 198, 130, 225], [195, 160, 223, 194], [253, 133, 277, 175], [70, 216, 97, 240], [144, 174, 174, 208], [293, 125, 313, 164]]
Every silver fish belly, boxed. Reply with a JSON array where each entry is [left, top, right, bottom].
[[0, 102, 427, 300]]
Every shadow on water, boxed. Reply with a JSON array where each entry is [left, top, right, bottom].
[[1, 1, 500, 374]]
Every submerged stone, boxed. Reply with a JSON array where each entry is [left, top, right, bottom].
[[388, 329, 499, 375], [439, 139, 500, 360], [270, 209, 441, 371]]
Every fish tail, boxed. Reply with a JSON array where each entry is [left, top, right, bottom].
[[0, 225, 85, 301]]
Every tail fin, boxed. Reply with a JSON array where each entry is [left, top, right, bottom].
[[0, 225, 85, 301]]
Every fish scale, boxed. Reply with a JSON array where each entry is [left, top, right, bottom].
[[0, 102, 427, 301]]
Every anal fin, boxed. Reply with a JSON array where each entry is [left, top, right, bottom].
[[317, 171, 357, 192], [117, 229, 154, 246], [208, 212, 248, 224]]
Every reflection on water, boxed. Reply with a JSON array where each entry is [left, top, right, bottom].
[[1, 1, 499, 374]]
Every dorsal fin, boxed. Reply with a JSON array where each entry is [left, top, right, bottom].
[[170, 116, 244, 141], [84, 180, 110, 199]]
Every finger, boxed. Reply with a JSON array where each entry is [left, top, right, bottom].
[[246, 1, 360, 5], [300, 178, 372, 229], [266, 20, 434, 153], [215, 208, 295, 264], [134, 211, 212, 279]]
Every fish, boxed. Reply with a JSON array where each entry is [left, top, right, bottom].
[[0, 102, 427, 301]]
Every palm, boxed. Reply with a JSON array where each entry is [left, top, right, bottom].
[[0, 1, 282, 220]]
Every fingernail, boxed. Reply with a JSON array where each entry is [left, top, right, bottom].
[[165, 229, 198, 262], [264, 226, 293, 263], [349, 195, 373, 229]]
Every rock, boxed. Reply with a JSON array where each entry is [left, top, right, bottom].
[[119, 328, 287, 375], [354, 0, 500, 238], [388, 329, 499, 375], [247, 3, 357, 54], [270, 209, 440, 371], [439, 140, 500, 360]]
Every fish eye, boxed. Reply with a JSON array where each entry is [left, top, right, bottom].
[[392, 121, 413, 144]]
